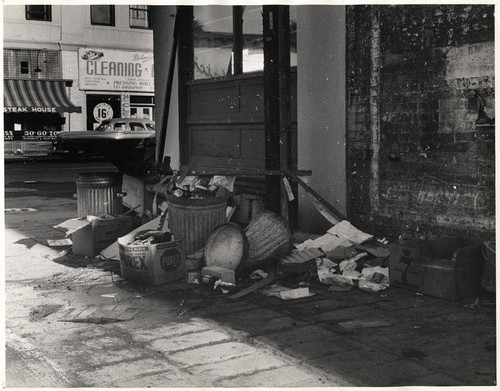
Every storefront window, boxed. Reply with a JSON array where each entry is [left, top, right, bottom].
[[193, 6, 234, 80], [190, 6, 296, 80], [242, 6, 264, 73]]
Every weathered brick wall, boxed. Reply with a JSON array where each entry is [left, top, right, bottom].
[[346, 5, 495, 241]]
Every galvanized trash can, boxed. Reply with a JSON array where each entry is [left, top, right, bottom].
[[76, 172, 124, 217], [167, 195, 227, 256]]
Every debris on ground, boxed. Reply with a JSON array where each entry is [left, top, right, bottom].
[[201, 266, 236, 284], [261, 284, 315, 300], [47, 238, 73, 247]]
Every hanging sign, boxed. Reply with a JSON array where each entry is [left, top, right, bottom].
[[78, 48, 154, 92]]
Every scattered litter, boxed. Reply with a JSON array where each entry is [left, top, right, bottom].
[[262, 284, 315, 300], [295, 233, 351, 252], [101, 293, 117, 298], [229, 269, 275, 300], [23, 180, 37, 184], [358, 266, 390, 293], [339, 258, 358, 272], [201, 266, 236, 284], [214, 280, 236, 294], [187, 272, 201, 284], [47, 238, 73, 247], [338, 320, 391, 330], [327, 220, 373, 245], [416, 292, 424, 296], [342, 270, 362, 281], [413, 325, 421, 329], [299, 281, 310, 287], [5, 207, 37, 213], [280, 287, 314, 300], [355, 243, 390, 258]]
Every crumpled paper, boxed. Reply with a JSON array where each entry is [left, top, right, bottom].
[[358, 266, 390, 293]]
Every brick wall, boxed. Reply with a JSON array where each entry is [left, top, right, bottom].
[[346, 5, 495, 241]]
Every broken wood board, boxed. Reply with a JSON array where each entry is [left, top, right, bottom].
[[338, 320, 391, 330], [229, 269, 276, 300]]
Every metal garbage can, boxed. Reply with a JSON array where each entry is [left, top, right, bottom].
[[76, 172, 124, 217], [167, 195, 227, 256]]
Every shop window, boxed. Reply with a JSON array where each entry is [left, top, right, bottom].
[[191, 6, 265, 79], [20, 61, 29, 74], [25, 5, 52, 21], [190, 6, 298, 80], [91, 5, 115, 26], [130, 5, 150, 29]]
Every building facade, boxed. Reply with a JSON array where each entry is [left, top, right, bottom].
[[3, 4, 154, 157], [152, 5, 494, 241]]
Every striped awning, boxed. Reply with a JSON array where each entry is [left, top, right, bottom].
[[4, 78, 82, 114]]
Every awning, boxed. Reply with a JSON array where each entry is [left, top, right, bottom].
[[4, 78, 82, 114]]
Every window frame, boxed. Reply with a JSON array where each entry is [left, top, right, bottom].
[[25, 5, 52, 22], [129, 5, 151, 29], [90, 5, 115, 27]]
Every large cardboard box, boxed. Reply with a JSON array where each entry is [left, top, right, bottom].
[[118, 233, 185, 285], [389, 237, 483, 300], [55, 215, 135, 258]]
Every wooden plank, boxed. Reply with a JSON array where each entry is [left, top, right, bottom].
[[229, 269, 276, 300], [283, 168, 346, 222]]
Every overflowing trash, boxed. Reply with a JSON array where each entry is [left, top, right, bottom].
[[159, 169, 236, 201]]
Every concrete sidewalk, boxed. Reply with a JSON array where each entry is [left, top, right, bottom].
[[4, 182, 496, 387], [4, 226, 349, 387]]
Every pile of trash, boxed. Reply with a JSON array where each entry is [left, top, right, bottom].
[[276, 220, 390, 295]]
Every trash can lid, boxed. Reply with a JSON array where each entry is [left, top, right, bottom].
[[204, 223, 248, 271]]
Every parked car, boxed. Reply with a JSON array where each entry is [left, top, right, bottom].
[[50, 118, 156, 174]]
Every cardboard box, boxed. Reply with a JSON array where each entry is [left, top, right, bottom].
[[118, 233, 185, 286], [55, 215, 135, 258], [389, 237, 483, 300], [388, 240, 424, 289]]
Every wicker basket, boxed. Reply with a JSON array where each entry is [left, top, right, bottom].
[[243, 211, 292, 271]]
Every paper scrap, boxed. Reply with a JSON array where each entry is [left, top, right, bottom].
[[327, 220, 373, 244], [47, 238, 73, 247]]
